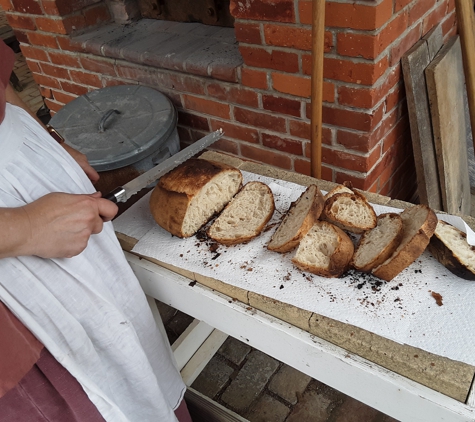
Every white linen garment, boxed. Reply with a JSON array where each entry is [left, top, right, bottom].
[[0, 103, 185, 422]]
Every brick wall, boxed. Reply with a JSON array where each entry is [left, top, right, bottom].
[[1, 0, 457, 200]]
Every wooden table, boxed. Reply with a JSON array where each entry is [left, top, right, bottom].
[[115, 151, 475, 422]]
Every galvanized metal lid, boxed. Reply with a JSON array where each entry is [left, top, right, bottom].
[[50, 85, 177, 171]]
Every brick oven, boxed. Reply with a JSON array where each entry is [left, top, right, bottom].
[[1, 0, 457, 200]]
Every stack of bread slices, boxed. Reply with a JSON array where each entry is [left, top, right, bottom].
[[149, 158, 474, 281]]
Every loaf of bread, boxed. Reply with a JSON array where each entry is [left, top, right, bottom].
[[267, 184, 324, 253], [322, 191, 377, 234], [351, 213, 404, 272], [428, 220, 475, 280], [149, 158, 243, 238], [207, 181, 275, 245], [292, 221, 354, 278], [372, 204, 438, 281]]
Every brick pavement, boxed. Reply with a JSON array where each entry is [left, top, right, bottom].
[[11, 41, 400, 422]]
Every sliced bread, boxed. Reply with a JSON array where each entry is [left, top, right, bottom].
[[351, 213, 404, 272], [207, 181, 275, 245], [324, 181, 354, 201], [372, 204, 438, 281], [149, 158, 243, 238], [292, 221, 354, 278], [322, 192, 377, 234], [428, 220, 475, 280], [267, 184, 324, 253]]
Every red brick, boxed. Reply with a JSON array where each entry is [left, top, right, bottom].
[[441, 10, 456, 38], [335, 171, 375, 190], [35, 17, 68, 34], [337, 12, 408, 60], [27, 31, 59, 48], [25, 58, 41, 73], [234, 106, 286, 132], [207, 83, 259, 108], [385, 83, 404, 112], [11, 0, 42, 14], [209, 119, 259, 144], [44, 97, 63, 112], [324, 56, 388, 85], [272, 73, 311, 97], [39, 85, 52, 99], [40, 61, 70, 79], [239, 46, 299, 73], [267, 96, 301, 119], [80, 57, 117, 76], [52, 89, 77, 104], [178, 111, 210, 131], [321, 105, 378, 132], [33, 72, 62, 89], [21, 44, 49, 61], [51, 0, 100, 16], [13, 28, 28, 43], [56, 35, 86, 52], [382, 116, 409, 154], [389, 23, 421, 67], [230, 0, 295, 23], [210, 63, 238, 82], [6, 13, 36, 30], [116, 64, 160, 87], [325, 0, 393, 30], [49, 51, 81, 68], [408, 0, 436, 26], [0, 0, 13, 11], [422, 0, 448, 34], [212, 137, 239, 155], [322, 145, 380, 173], [240, 144, 292, 170], [61, 80, 90, 96], [83, 3, 111, 27], [62, 14, 87, 33], [169, 74, 206, 95], [289, 119, 310, 139], [396, 0, 413, 12], [69, 69, 102, 87], [183, 95, 230, 119], [101, 77, 129, 88], [41, 0, 59, 15], [234, 22, 262, 44], [264, 24, 312, 51], [262, 133, 303, 155], [241, 68, 268, 89]]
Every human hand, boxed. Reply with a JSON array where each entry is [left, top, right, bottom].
[[21, 192, 118, 258], [61, 143, 100, 184]]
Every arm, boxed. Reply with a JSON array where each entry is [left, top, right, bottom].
[[5, 85, 100, 183], [0, 192, 118, 259]]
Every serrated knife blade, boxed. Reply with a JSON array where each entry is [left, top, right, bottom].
[[104, 130, 223, 203]]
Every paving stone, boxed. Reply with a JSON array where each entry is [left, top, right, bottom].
[[218, 336, 252, 366], [246, 393, 290, 422], [191, 355, 234, 400], [268, 364, 312, 405], [286, 390, 332, 422], [166, 310, 194, 338], [221, 350, 279, 412], [332, 396, 382, 422]]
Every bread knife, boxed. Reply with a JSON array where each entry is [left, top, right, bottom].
[[104, 129, 223, 203]]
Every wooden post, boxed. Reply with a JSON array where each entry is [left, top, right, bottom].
[[310, 0, 325, 179], [455, 0, 475, 155]]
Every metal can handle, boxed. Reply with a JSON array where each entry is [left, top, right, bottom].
[[98, 109, 121, 133]]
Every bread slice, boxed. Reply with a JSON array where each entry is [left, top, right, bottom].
[[207, 181, 275, 245], [267, 184, 324, 253], [322, 192, 377, 234], [351, 213, 404, 272], [149, 158, 243, 238], [428, 220, 475, 280], [372, 204, 438, 281], [324, 182, 353, 201], [292, 221, 354, 278]]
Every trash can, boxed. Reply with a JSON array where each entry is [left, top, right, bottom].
[[50, 85, 180, 207]]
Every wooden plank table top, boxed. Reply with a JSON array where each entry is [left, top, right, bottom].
[[116, 151, 475, 404]]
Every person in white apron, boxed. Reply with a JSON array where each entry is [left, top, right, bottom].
[[0, 40, 190, 422]]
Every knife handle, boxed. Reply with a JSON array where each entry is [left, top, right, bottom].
[[103, 187, 125, 203]]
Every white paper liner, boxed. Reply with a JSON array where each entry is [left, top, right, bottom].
[[114, 172, 475, 367]]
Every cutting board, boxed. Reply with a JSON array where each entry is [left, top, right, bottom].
[[401, 25, 443, 210], [425, 35, 471, 215]]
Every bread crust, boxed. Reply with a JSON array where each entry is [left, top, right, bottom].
[[292, 221, 354, 278], [372, 205, 438, 281], [149, 159, 243, 238], [428, 221, 475, 280], [267, 184, 324, 253], [207, 181, 275, 246], [351, 213, 403, 272], [323, 192, 377, 234]]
